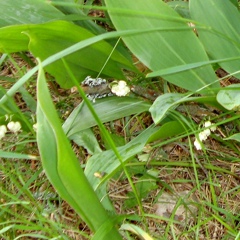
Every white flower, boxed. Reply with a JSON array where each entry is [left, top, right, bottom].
[[0, 125, 7, 140], [194, 121, 216, 150], [33, 123, 38, 132], [7, 121, 21, 133], [194, 138, 202, 150], [110, 80, 130, 97], [199, 129, 210, 141], [204, 121, 216, 132]]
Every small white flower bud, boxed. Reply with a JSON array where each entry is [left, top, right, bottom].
[[204, 121, 216, 132], [198, 130, 209, 141], [0, 125, 7, 140], [194, 138, 202, 150], [7, 121, 21, 133], [33, 123, 38, 132]]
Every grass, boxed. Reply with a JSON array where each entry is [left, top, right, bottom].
[[1, 54, 239, 240], [1, 3, 240, 239]]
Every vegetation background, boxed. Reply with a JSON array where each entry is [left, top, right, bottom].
[[0, 0, 240, 239]]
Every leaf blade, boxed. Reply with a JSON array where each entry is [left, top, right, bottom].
[[36, 61, 122, 238], [190, 0, 240, 78], [105, 0, 218, 92]]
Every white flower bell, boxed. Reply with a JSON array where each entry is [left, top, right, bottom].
[[0, 125, 7, 140], [33, 123, 38, 132], [194, 138, 202, 150], [194, 121, 216, 151], [111, 80, 130, 97], [7, 121, 21, 133], [204, 121, 216, 132]]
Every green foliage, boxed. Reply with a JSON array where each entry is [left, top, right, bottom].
[[217, 84, 240, 111], [63, 96, 150, 137], [36, 62, 122, 239], [105, 0, 219, 93], [84, 126, 158, 211], [1, 0, 240, 238], [0, 21, 136, 88], [0, 0, 64, 27], [225, 133, 240, 142], [26, 20, 135, 88], [124, 176, 158, 208], [0, 0, 137, 88], [190, 0, 240, 79]]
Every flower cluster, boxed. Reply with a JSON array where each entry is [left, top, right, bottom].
[[194, 121, 216, 150], [0, 121, 22, 140], [110, 80, 130, 97]]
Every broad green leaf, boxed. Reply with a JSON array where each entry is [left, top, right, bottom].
[[216, 84, 240, 111], [0, 25, 30, 53], [36, 62, 122, 238], [84, 126, 158, 211], [190, 0, 240, 78], [167, 1, 190, 18], [92, 216, 124, 240], [149, 93, 220, 125], [149, 93, 184, 124], [0, 0, 64, 27], [69, 129, 102, 154], [105, 0, 219, 93], [147, 120, 188, 143], [24, 20, 136, 88], [50, 0, 105, 35], [147, 56, 240, 79], [0, 27, 175, 105], [0, 0, 132, 62], [224, 133, 240, 142], [50, 0, 135, 61], [63, 96, 151, 138]]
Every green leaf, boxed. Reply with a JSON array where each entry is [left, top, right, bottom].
[[216, 84, 240, 111], [0, 27, 171, 105], [190, 0, 240, 78], [149, 93, 184, 124], [36, 61, 122, 239], [69, 129, 102, 154], [224, 133, 240, 142], [84, 126, 158, 211], [0, 0, 64, 27], [105, 0, 218, 93], [147, 120, 187, 143], [50, 0, 106, 35], [0, 25, 30, 53], [24, 20, 136, 88], [63, 96, 150, 138], [167, 1, 190, 18], [147, 56, 240, 79]]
